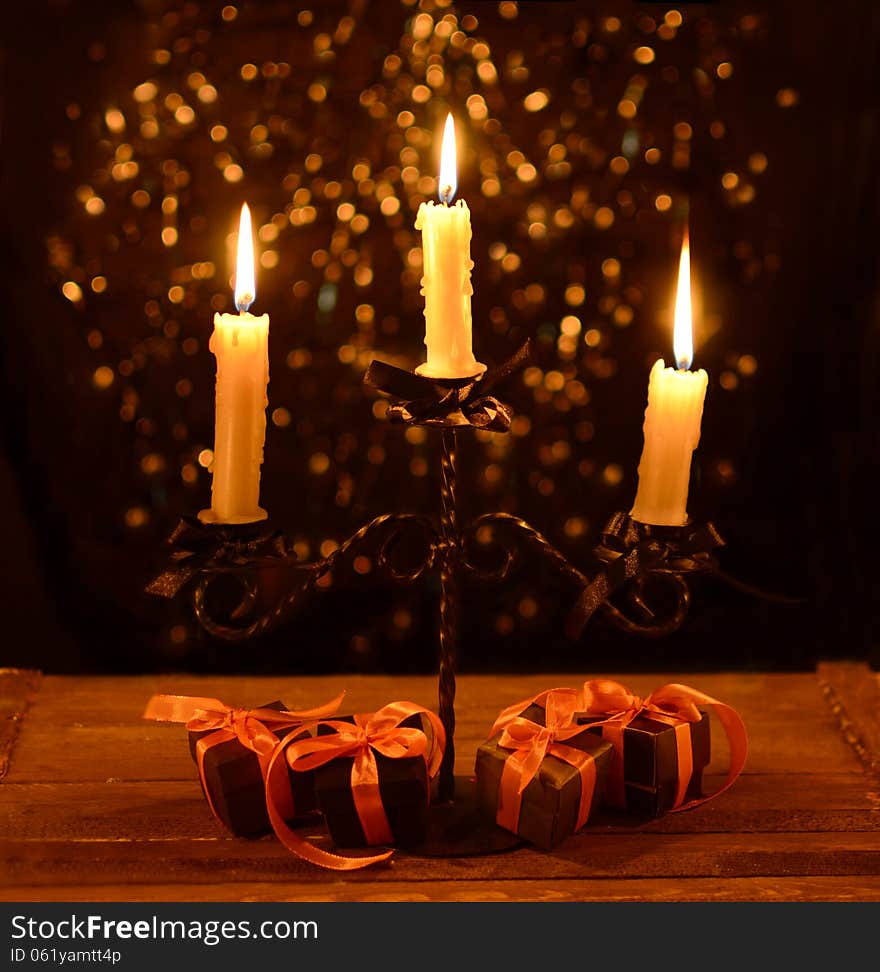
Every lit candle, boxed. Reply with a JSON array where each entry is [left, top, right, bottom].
[[199, 203, 270, 525], [630, 228, 708, 527], [414, 113, 485, 379]]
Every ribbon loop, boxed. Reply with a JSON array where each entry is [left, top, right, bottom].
[[363, 340, 531, 433]]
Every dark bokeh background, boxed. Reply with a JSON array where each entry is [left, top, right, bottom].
[[0, 0, 877, 675]]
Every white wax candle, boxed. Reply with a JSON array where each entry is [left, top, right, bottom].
[[630, 359, 708, 526], [415, 114, 484, 380], [630, 227, 708, 526], [199, 204, 269, 524]]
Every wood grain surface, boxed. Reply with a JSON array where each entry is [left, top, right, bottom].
[[1, 666, 879, 901]]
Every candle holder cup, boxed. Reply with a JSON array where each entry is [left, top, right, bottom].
[[146, 515, 294, 607], [148, 340, 799, 856]]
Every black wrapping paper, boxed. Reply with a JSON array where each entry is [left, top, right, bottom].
[[312, 714, 431, 848], [475, 701, 613, 849], [580, 710, 712, 817], [187, 699, 317, 838]]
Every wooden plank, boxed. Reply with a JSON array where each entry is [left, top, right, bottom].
[[8, 714, 860, 782], [6, 672, 862, 782], [7, 875, 880, 903], [0, 669, 41, 780], [21, 672, 832, 725], [3, 832, 880, 888], [818, 661, 880, 778], [1, 773, 877, 845]]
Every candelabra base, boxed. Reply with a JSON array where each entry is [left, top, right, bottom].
[[417, 776, 522, 858]]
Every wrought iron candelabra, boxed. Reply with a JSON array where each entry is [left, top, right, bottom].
[[148, 342, 797, 804]]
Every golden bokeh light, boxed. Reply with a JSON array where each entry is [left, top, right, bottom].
[[523, 90, 549, 112]]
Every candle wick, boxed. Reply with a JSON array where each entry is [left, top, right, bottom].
[[236, 294, 254, 313], [439, 185, 453, 206]]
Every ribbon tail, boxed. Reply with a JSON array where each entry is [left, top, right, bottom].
[[145, 565, 195, 598], [475, 339, 532, 397], [464, 397, 513, 432], [255, 691, 347, 725], [387, 401, 427, 424], [680, 520, 725, 555], [662, 685, 748, 813], [257, 744, 296, 822], [566, 543, 652, 639], [143, 694, 227, 723], [265, 740, 393, 871], [709, 566, 804, 606], [364, 359, 435, 400]]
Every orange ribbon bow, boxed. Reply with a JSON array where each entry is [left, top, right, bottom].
[[264, 701, 446, 871], [578, 679, 748, 811], [490, 687, 600, 835], [142, 692, 345, 826]]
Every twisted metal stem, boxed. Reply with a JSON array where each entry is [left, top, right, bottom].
[[437, 427, 459, 801]]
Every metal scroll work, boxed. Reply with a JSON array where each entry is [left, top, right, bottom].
[[148, 347, 798, 800]]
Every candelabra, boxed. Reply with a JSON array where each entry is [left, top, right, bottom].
[[149, 341, 797, 818]]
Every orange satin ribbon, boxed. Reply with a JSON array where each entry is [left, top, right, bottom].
[[264, 701, 446, 871], [490, 687, 599, 835], [579, 679, 748, 811], [142, 692, 345, 827]]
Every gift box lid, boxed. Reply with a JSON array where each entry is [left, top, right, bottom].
[[188, 700, 311, 784], [478, 699, 613, 790], [313, 714, 430, 813]]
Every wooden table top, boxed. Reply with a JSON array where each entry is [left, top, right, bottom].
[[2, 663, 879, 902]]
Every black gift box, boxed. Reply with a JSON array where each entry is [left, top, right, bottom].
[[579, 710, 711, 817], [187, 700, 317, 838], [475, 701, 613, 850], [312, 715, 430, 848]]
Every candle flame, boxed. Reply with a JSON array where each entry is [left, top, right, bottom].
[[234, 202, 256, 312], [673, 227, 693, 370], [438, 113, 457, 204]]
